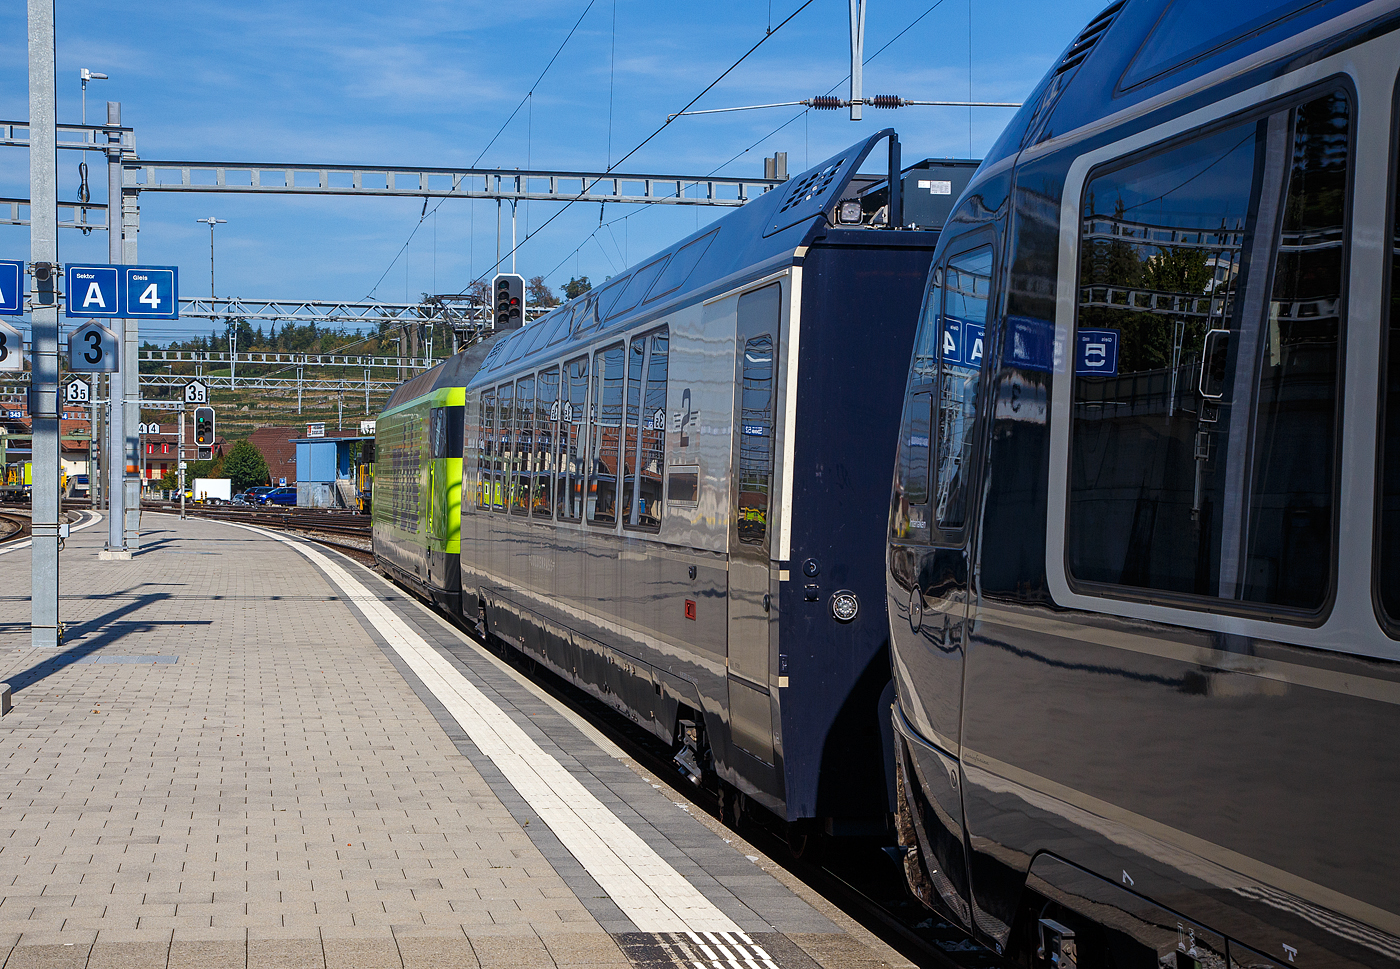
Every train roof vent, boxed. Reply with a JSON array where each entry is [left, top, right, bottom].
[[776, 159, 846, 216], [1055, 0, 1124, 75]]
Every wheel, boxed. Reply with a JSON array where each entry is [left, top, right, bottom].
[[786, 821, 823, 863]]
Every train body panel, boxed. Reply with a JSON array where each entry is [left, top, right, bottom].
[[375, 130, 939, 829], [888, 2, 1400, 967]]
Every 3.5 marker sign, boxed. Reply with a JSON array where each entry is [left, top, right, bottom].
[[65, 264, 179, 320]]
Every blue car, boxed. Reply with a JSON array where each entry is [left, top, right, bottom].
[[260, 487, 296, 506]]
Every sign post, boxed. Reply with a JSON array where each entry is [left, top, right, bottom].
[[66, 257, 178, 556], [29, 0, 63, 645], [178, 406, 185, 519]]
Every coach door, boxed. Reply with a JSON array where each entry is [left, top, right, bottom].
[[727, 283, 780, 766]]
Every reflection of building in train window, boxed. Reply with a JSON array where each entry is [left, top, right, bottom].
[[737, 332, 774, 546], [589, 343, 625, 526], [557, 356, 589, 522], [625, 327, 669, 530], [1070, 91, 1348, 612], [513, 375, 534, 517], [933, 245, 992, 529], [534, 367, 559, 519]]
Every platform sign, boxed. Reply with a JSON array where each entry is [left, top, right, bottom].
[[1004, 316, 1055, 373], [0, 261, 22, 316], [0, 320, 23, 372], [941, 315, 985, 370], [183, 380, 208, 405], [67, 321, 119, 371], [65, 263, 180, 319], [123, 267, 178, 319], [64, 378, 91, 405], [64, 265, 120, 318], [1076, 328, 1120, 377]]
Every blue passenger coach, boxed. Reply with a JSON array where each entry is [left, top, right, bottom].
[[381, 132, 942, 836], [887, 2, 1400, 968]]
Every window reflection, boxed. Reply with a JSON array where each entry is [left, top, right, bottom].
[[1070, 93, 1348, 610]]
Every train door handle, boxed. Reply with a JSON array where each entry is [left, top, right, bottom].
[[762, 593, 771, 613]]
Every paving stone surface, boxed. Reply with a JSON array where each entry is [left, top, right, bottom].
[[0, 512, 910, 968]]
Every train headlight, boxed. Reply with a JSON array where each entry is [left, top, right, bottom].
[[836, 200, 863, 224], [830, 590, 859, 622]]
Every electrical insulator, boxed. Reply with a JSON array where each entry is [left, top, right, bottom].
[[809, 96, 843, 110], [869, 95, 903, 109]]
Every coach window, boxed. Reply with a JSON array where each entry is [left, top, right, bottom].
[[513, 375, 535, 516], [632, 329, 668, 527], [479, 389, 495, 509], [590, 343, 625, 525], [622, 336, 646, 523], [934, 246, 992, 529], [495, 382, 514, 513], [535, 367, 560, 519], [558, 356, 590, 521], [738, 333, 775, 546], [1070, 91, 1349, 612]]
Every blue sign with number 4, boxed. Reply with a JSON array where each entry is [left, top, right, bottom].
[[0, 261, 22, 316], [124, 266, 178, 319], [65, 263, 179, 319]]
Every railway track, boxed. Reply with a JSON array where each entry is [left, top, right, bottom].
[[146, 503, 374, 562], [0, 509, 30, 543]]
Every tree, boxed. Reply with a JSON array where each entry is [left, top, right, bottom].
[[221, 440, 270, 492], [527, 276, 559, 308], [562, 276, 592, 300]]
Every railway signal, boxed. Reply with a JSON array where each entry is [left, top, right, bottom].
[[194, 406, 214, 460], [493, 274, 524, 330]]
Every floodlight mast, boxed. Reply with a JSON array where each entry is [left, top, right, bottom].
[[79, 68, 107, 126]]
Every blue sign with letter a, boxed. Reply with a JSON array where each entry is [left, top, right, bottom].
[[1076, 328, 1120, 376], [65, 263, 180, 319], [65, 264, 120, 318], [124, 267, 178, 319], [0, 261, 22, 316], [942, 315, 984, 369]]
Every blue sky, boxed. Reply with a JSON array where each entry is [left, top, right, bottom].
[[0, 0, 1105, 342]]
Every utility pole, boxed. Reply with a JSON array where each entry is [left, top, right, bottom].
[[177, 406, 185, 519], [103, 102, 130, 559], [120, 112, 140, 552], [196, 216, 226, 389], [849, 0, 866, 121], [28, 0, 62, 644]]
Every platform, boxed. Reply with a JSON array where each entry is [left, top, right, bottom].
[[0, 512, 912, 969]]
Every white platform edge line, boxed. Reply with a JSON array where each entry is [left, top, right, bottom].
[[223, 522, 742, 935], [0, 508, 101, 557]]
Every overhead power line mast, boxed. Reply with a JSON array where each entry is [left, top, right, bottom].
[[850, 0, 866, 121]]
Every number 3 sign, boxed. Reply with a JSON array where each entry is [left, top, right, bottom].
[[67, 321, 119, 372], [0, 320, 24, 372]]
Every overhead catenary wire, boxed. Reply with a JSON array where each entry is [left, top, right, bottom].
[[364, 0, 599, 300], [544, 0, 968, 291], [446, 0, 817, 302]]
